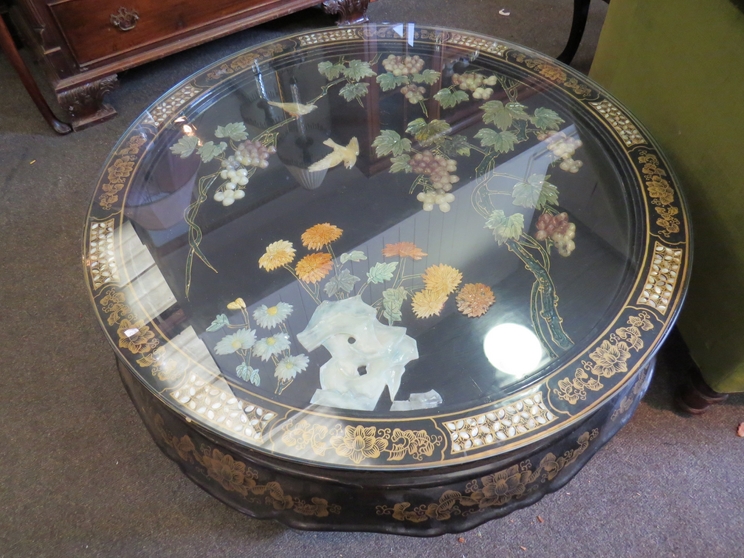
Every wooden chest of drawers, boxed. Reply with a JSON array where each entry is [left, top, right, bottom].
[[10, 0, 372, 129]]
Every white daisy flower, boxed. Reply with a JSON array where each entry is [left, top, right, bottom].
[[214, 328, 256, 355], [274, 354, 309, 381], [253, 302, 293, 329], [252, 333, 291, 361]]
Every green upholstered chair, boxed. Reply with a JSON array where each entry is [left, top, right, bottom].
[[589, 0, 744, 411]]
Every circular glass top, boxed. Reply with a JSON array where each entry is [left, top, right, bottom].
[[85, 25, 689, 471]]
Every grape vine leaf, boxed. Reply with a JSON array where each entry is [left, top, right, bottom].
[[377, 73, 409, 91], [343, 60, 376, 81], [412, 69, 441, 85], [390, 154, 413, 173], [474, 129, 519, 153], [382, 287, 408, 324], [367, 261, 398, 284], [339, 82, 369, 102], [237, 363, 260, 386], [215, 122, 248, 142], [340, 250, 367, 264], [197, 141, 227, 163], [512, 174, 559, 210], [434, 88, 469, 109], [438, 135, 471, 157], [485, 210, 525, 245], [170, 136, 199, 158], [481, 100, 530, 130], [372, 130, 412, 157], [206, 313, 229, 332], [318, 61, 345, 80], [324, 269, 360, 297], [531, 107, 564, 130], [406, 118, 451, 146]]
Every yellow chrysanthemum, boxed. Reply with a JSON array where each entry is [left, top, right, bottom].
[[295, 252, 333, 283], [422, 264, 462, 296], [301, 223, 343, 250], [411, 289, 448, 319], [259, 240, 295, 271], [456, 283, 495, 318], [382, 242, 428, 260]]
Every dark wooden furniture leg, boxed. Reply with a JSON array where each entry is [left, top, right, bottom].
[[0, 14, 71, 134], [676, 364, 729, 415], [558, 0, 592, 64]]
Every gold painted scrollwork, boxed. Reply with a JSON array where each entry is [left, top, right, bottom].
[[98, 135, 147, 210], [154, 416, 341, 517], [376, 429, 598, 523]]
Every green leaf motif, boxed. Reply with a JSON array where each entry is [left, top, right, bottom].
[[406, 118, 451, 146], [339, 82, 369, 102], [382, 287, 408, 324], [390, 154, 413, 173], [318, 61, 345, 80], [474, 129, 519, 153], [367, 261, 398, 284], [236, 363, 260, 386], [197, 141, 227, 163], [215, 122, 248, 142], [206, 313, 229, 332], [433, 88, 469, 109], [481, 100, 530, 130], [377, 73, 409, 91], [340, 250, 367, 264], [324, 269, 360, 297], [485, 210, 525, 245], [531, 107, 564, 130], [170, 136, 199, 158], [512, 174, 559, 210], [343, 60, 377, 81], [372, 130, 412, 157], [412, 69, 441, 85], [438, 135, 471, 157]]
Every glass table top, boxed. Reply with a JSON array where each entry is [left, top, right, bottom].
[[85, 24, 689, 471]]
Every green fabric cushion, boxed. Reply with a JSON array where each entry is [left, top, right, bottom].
[[590, 0, 744, 392]]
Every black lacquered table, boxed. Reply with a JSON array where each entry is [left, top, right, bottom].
[[85, 24, 690, 535]]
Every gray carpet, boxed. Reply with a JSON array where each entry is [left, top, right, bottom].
[[1, 2, 743, 557]]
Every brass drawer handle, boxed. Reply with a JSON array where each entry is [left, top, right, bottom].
[[110, 7, 139, 32]]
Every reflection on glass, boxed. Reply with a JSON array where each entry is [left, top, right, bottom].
[[483, 323, 544, 378]]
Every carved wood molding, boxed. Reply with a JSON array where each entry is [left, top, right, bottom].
[[322, 0, 370, 25], [57, 74, 119, 130]]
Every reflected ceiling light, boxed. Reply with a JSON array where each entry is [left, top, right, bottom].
[[483, 323, 543, 378]]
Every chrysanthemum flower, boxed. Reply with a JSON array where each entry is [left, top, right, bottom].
[[422, 264, 462, 296], [456, 283, 495, 318], [259, 240, 295, 271], [274, 354, 310, 381], [214, 328, 256, 355], [411, 289, 448, 319], [252, 302, 293, 329], [295, 252, 333, 283], [301, 223, 343, 250], [382, 242, 428, 260], [252, 333, 291, 361]]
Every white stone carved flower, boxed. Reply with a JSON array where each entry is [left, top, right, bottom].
[[214, 328, 256, 355], [253, 333, 291, 361], [253, 302, 293, 329], [274, 354, 309, 381]]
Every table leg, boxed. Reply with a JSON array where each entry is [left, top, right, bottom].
[[0, 14, 71, 134], [557, 0, 592, 65]]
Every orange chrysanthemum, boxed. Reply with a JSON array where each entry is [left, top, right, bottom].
[[295, 252, 333, 283], [259, 240, 296, 271], [411, 289, 448, 319], [301, 223, 343, 250], [422, 264, 462, 296], [456, 283, 495, 318], [382, 242, 428, 260]]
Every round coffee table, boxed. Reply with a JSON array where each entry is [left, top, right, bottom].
[[85, 24, 690, 535]]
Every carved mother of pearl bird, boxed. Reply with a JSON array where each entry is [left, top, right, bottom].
[[266, 101, 318, 117], [308, 137, 360, 171]]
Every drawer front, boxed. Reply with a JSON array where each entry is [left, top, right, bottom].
[[48, 0, 274, 66]]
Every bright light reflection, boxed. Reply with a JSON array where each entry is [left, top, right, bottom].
[[483, 323, 543, 378]]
